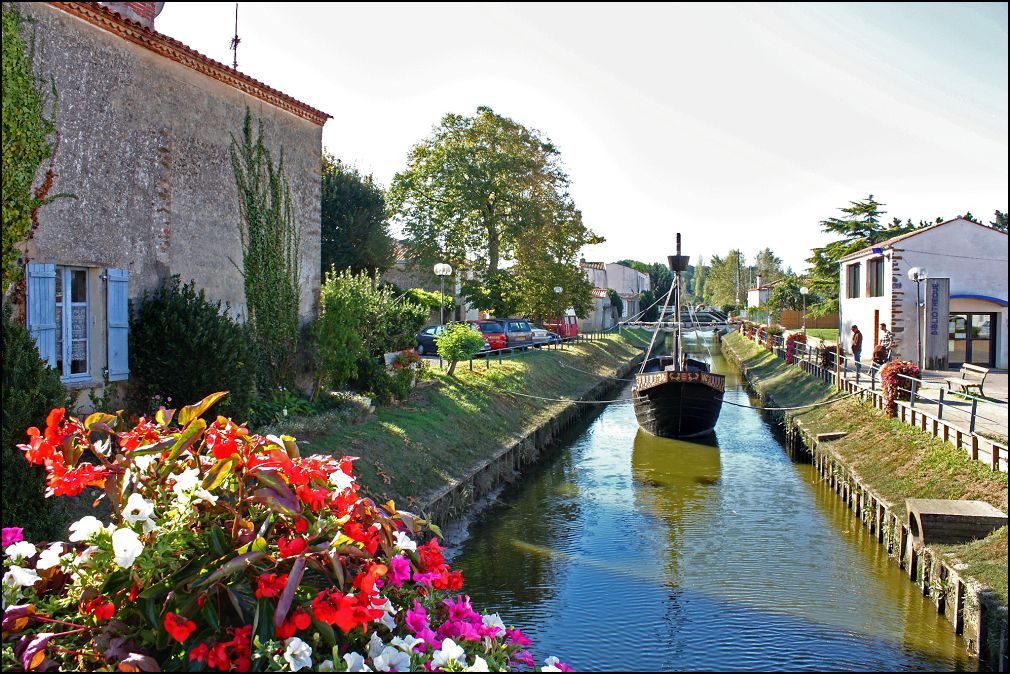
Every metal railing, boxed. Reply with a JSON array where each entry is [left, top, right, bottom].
[[430, 331, 612, 371], [738, 324, 1007, 472]]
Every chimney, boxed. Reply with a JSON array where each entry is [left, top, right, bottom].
[[100, 2, 165, 29], [755, 274, 763, 290]]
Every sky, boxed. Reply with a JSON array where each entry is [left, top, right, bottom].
[[156, 2, 1008, 272]]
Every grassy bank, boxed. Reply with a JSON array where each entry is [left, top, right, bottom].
[[293, 334, 643, 511], [722, 331, 1008, 603]]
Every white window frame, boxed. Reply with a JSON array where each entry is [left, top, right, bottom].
[[56, 265, 91, 383]]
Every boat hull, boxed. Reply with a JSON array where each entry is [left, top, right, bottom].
[[633, 379, 724, 439]]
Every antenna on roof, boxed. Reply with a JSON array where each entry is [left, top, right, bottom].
[[229, 2, 240, 69]]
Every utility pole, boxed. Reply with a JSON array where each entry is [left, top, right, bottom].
[[230, 3, 240, 69]]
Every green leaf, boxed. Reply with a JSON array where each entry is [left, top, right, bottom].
[[142, 596, 160, 629], [177, 391, 228, 427], [161, 418, 207, 471], [155, 407, 176, 428], [209, 526, 229, 557], [203, 457, 235, 491]]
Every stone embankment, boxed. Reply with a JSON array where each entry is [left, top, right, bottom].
[[721, 332, 1008, 671]]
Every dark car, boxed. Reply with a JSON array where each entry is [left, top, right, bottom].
[[493, 318, 534, 349], [415, 325, 444, 356]]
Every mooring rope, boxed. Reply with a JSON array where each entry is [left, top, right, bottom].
[[558, 360, 636, 382], [491, 384, 860, 411]]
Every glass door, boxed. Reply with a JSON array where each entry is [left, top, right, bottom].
[[949, 312, 997, 367], [948, 314, 967, 365], [969, 314, 995, 366]]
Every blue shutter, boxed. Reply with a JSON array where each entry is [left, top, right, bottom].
[[106, 268, 130, 381], [26, 263, 57, 368]]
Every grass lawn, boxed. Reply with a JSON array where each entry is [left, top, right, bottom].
[[723, 332, 1008, 603], [297, 334, 643, 511], [803, 328, 838, 342]]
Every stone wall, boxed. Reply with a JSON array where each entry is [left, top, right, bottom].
[[20, 2, 323, 324]]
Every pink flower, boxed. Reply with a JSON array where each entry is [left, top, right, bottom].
[[388, 554, 411, 588], [412, 571, 441, 587], [515, 650, 535, 667], [2, 528, 24, 548], [506, 627, 532, 647], [405, 600, 437, 647]]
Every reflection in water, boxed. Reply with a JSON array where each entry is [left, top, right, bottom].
[[451, 333, 974, 672]]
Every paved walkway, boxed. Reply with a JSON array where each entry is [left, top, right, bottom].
[[789, 332, 1008, 441]]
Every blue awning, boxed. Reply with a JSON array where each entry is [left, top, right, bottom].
[[950, 294, 1008, 307]]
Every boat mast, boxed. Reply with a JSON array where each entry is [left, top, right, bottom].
[[674, 233, 682, 370]]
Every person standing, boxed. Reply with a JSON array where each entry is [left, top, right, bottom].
[[879, 323, 894, 362], [851, 325, 863, 370]]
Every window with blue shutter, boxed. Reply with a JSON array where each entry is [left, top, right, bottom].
[[106, 268, 129, 381], [26, 263, 57, 368]]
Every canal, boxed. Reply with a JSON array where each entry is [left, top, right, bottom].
[[449, 336, 975, 671]]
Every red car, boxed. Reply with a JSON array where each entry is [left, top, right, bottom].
[[468, 320, 508, 350]]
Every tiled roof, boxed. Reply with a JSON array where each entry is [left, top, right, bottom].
[[839, 217, 1005, 262], [581, 261, 606, 270], [49, 2, 330, 126], [591, 287, 609, 298]]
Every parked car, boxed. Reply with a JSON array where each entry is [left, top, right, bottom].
[[493, 318, 534, 349], [415, 325, 444, 356], [416, 323, 491, 356], [531, 326, 561, 346], [468, 320, 508, 351]]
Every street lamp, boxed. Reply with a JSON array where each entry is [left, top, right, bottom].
[[907, 267, 928, 370], [434, 263, 453, 327], [553, 286, 563, 340], [799, 286, 809, 335]]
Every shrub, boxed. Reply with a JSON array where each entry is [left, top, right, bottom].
[[128, 276, 254, 419], [1, 303, 70, 541], [315, 270, 428, 393], [785, 332, 806, 364], [436, 323, 486, 376], [881, 359, 921, 417], [1, 396, 571, 672]]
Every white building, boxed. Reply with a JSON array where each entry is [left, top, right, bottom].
[[746, 275, 781, 309], [838, 218, 1008, 369], [604, 263, 651, 318]]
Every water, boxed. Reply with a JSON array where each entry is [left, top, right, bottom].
[[450, 337, 975, 671]]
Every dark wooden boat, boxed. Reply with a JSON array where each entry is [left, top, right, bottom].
[[632, 235, 725, 438]]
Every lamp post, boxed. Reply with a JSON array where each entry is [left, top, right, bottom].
[[907, 266, 928, 370], [800, 286, 809, 335], [433, 263, 453, 327], [553, 286, 563, 340]]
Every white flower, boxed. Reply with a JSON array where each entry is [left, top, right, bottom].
[[392, 531, 416, 552], [465, 655, 490, 672], [132, 453, 158, 472], [431, 639, 467, 669], [367, 631, 385, 659], [390, 635, 423, 653], [543, 657, 565, 672], [4, 541, 37, 561], [482, 612, 506, 634], [111, 528, 144, 568], [123, 493, 155, 524], [68, 516, 105, 542], [373, 645, 411, 672], [329, 469, 354, 492], [317, 661, 335, 672], [35, 543, 65, 571], [342, 652, 372, 672], [169, 467, 200, 495], [283, 637, 313, 672], [3, 565, 41, 588]]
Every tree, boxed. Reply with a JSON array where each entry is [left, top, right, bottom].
[[436, 323, 486, 376], [990, 210, 1007, 233], [752, 248, 783, 285], [805, 195, 916, 317], [703, 250, 747, 308], [320, 154, 394, 276], [388, 106, 600, 317], [766, 274, 820, 313]]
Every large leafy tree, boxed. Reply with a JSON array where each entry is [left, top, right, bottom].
[[805, 195, 917, 317], [320, 154, 394, 276], [766, 273, 820, 312], [388, 106, 600, 317], [704, 250, 747, 308], [752, 247, 783, 285]]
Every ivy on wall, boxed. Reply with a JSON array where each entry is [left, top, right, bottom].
[[1, 2, 55, 293], [230, 109, 302, 391]]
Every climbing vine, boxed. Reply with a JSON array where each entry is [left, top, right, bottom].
[[230, 108, 302, 390], [1, 3, 56, 293]]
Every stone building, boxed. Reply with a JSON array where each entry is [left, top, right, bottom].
[[838, 218, 1008, 369], [16, 2, 329, 393]]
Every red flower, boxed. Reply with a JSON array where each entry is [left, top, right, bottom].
[[164, 612, 197, 643], [83, 596, 115, 622], [17, 427, 57, 466], [277, 537, 308, 558], [311, 590, 382, 634], [293, 517, 309, 534], [46, 460, 109, 497], [205, 419, 247, 460], [342, 520, 380, 556], [117, 418, 163, 453], [433, 569, 464, 591], [419, 538, 447, 573], [189, 643, 210, 663], [295, 485, 329, 511], [352, 562, 388, 596], [255, 573, 289, 599], [275, 607, 312, 639]]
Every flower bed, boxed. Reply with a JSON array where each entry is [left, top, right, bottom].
[[784, 333, 806, 365], [880, 360, 921, 417], [2, 394, 571, 672]]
